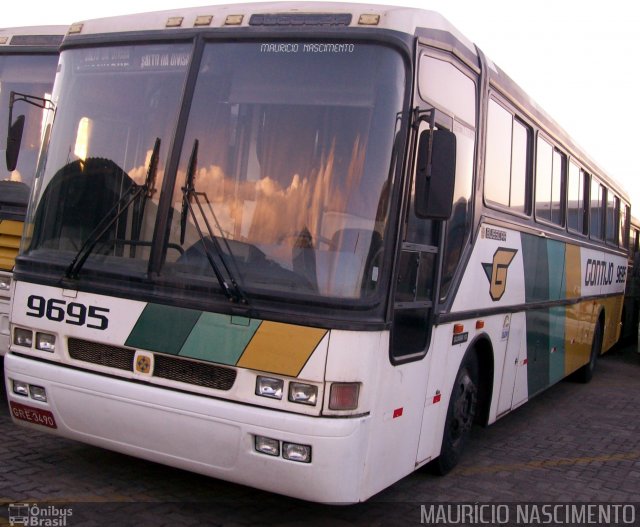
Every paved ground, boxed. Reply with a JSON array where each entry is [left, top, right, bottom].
[[1, 344, 639, 526]]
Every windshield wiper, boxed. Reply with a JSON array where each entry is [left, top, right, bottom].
[[180, 139, 248, 304], [64, 138, 160, 279]]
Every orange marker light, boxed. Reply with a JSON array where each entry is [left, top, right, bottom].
[[453, 324, 464, 334]]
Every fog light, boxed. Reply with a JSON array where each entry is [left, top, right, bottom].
[[255, 435, 280, 457], [256, 376, 283, 399], [29, 385, 47, 402], [288, 382, 318, 406], [283, 442, 311, 463], [35, 333, 56, 352], [14, 328, 33, 347], [12, 380, 29, 397], [329, 382, 360, 410]]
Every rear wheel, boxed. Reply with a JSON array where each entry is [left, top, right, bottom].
[[434, 351, 479, 475], [574, 320, 603, 383]]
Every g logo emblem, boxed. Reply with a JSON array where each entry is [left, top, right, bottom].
[[134, 352, 153, 375], [482, 248, 518, 301]]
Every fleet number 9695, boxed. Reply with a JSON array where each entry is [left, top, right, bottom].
[[26, 295, 110, 330]]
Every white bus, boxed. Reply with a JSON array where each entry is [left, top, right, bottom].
[[4, 3, 630, 503], [0, 26, 65, 354]]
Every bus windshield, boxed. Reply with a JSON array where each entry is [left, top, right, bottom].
[[0, 54, 58, 214], [24, 41, 405, 301]]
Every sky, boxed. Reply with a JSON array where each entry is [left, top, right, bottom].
[[4, 0, 640, 209]]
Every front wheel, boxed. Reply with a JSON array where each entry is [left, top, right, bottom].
[[434, 351, 479, 475]]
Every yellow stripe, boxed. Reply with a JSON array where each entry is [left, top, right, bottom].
[[564, 244, 581, 298], [0, 220, 24, 270], [237, 321, 327, 377], [600, 295, 624, 351], [0, 219, 25, 237], [564, 300, 593, 375]]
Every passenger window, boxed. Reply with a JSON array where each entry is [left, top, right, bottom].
[[590, 178, 604, 239], [605, 193, 619, 245], [567, 162, 587, 234], [621, 204, 630, 249], [535, 137, 565, 226], [484, 99, 530, 214]]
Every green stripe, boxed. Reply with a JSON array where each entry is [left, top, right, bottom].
[[548, 306, 566, 384], [179, 313, 261, 365], [522, 234, 550, 302], [546, 240, 566, 301], [125, 303, 201, 355]]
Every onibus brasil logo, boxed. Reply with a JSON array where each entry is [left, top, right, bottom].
[[8, 503, 72, 526], [482, 248, 518, 301]]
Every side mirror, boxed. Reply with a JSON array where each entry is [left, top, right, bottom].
[[6, 115, 25, 172], [415, 128, 456, 219]]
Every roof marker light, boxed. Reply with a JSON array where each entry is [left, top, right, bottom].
[[166, 17, 184, 28], [0, 37, 8, 45], [225, 15, 244, 25], [194, 15, 213, 27], [68, 23, 83, 35], [358, 14, 380, 26]]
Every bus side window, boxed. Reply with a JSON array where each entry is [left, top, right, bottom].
[[535, 137, 565, 226], [567, 162, 588, 235], [484, 99, 530, 215], [590, 178, 604, 240]]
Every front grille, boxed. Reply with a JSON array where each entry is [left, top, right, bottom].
[[68, 338, 134, 371], [154, 354, 237, 390], [67, 337, 237, 391]]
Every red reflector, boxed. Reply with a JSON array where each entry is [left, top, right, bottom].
[[453, 323, 464, 334], [522, 358, 528, 365], [393, 407, 403, 418], [433, 394, 441, 404]]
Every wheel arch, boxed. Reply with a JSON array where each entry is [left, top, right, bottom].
[[465, 333, 494, 427]]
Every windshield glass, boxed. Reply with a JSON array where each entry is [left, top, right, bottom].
[[166, 42, 404, 299], [0, 54, 58, 214], [24, 43, 191, 272], [23, 41, 405, 301]]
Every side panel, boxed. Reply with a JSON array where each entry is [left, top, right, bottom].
[[450, 223, 626, 416]]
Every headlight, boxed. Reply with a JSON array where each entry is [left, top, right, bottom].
[[13, 328, 33, 348], [255, 376, 284, 399], [35, 333, 56, 353], [288, 382, 318, 406], [0, 275, 11, 292]]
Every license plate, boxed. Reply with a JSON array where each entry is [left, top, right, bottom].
[[10, 401, 57, 429]]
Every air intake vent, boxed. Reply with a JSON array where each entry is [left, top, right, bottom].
[[68, 338, 237, 391], [68, 338, 134, 371], [154, 354, 236, 390]]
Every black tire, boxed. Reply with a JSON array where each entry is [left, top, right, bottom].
[[434, 351, 479, 475], [574, 320, 603, 383]]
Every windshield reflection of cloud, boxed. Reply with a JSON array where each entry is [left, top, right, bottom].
[[174, 138, 367, 249]]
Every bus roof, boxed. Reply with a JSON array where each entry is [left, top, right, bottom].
[[64, 2, 629, 203], [0, 26, 67, 50], [67, 1, 475, 49]]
